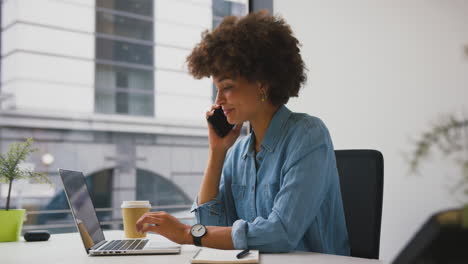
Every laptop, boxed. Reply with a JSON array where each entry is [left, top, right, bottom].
[[58, 169, 181, 256]]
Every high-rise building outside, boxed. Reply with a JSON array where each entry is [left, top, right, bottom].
[[0, 0, 248, 233]]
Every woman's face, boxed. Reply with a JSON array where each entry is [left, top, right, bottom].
[[213, 76, 263, 125]]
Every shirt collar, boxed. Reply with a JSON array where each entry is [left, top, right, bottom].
[[242, 105, 292, 159], [242, 132, 256, 159]]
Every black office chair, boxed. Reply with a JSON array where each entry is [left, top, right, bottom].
[[335, 149, 384, 259]]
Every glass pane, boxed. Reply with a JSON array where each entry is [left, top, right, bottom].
[[213, 17, 223, 29], [96, 90, 154, 116], [96, 64, 153, 91], [136, 169, 191, 206], [230, 2, 247, 17], [96, 12, 153, 41], [213, 0, 232, 18], [213, 0, 247, 18], [96, 38, 153, 65], [128, 92, 153, 116], [97, 0, 153, 17], [116, 91, 129, 114], [116, 71, 128, 88], [35, 170, 114, 233], [95, 89, 116, 114]]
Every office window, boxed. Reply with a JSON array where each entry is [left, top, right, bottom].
[[96, 38, 153, 66], [213, 0, 247, 29], [116, 71, 128, 87], [35, 169, 191, 233], [97, 0, 153, 17], [95, 0, 154, 116], [96, 64, 153, 90], [97, 12, 153, 41], [1, 0, 249, 235], [95, 64, 153, 115]]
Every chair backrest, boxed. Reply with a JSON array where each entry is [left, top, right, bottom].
[[334, 149, 384, 259]]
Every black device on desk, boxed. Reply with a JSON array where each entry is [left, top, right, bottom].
[[24, 230, 50, 242], [207, 108, 234, 138], [393, 208, 468, 264], [236, 249, 250, 259]]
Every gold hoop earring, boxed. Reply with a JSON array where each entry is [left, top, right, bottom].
[[261, 92, 266, 102]]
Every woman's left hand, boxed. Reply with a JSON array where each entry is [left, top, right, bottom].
[[136, 211, 191, 245]]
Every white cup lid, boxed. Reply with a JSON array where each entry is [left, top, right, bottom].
[[121, 201, 151, 208]]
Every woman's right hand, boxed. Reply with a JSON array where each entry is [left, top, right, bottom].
[[206, 104, 242, 153]]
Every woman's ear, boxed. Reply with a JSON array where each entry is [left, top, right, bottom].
[[256, 81, 267, 93], [256, 82, 268, 102], [256, 81, 262, 89]]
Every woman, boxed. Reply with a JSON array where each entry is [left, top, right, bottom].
[[136, 11, 350, 255]]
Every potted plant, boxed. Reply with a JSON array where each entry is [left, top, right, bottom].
[[0, 138, 51, 242], [407, 114, 468, 227], [398, 116, 468, 263]]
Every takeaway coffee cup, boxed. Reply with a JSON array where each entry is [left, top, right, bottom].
[[121, 201, 151, 238]]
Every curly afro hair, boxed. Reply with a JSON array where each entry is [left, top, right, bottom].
[[186, 10, 307, 106]]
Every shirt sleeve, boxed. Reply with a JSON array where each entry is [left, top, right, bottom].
[[190, 150, 238, 227], [231, 140, 333, 252]]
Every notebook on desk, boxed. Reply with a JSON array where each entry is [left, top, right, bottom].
[[191, 248, 259, 264], [59, 169, 181, 256]]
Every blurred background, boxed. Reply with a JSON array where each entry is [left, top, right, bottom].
[[1, 0, 468, 263]]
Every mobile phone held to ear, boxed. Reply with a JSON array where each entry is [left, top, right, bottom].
[[207, 108, 234, 138]]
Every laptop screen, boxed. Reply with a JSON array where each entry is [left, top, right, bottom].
[[59, 169, 106, 252]]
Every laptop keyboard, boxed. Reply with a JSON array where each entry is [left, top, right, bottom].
[[100, 239, 149, 251]]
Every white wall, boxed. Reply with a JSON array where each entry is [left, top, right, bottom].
[[275, 0, 468, 262]]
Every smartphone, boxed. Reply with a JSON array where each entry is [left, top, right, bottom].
[[207, 108, 234, 138]]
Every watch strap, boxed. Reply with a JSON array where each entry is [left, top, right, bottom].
[[193, 236, 203, 247]]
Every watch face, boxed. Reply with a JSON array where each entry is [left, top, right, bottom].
[[191, 224, 206, 238]]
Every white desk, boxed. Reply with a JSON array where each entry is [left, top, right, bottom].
[[1, 230, 384, 264]]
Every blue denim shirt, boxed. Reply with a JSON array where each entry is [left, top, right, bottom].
[[191, 106, 350, 255]]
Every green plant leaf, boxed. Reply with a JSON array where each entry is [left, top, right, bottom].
[[0, 138, 52, 209], [406, 115, 468, 202]]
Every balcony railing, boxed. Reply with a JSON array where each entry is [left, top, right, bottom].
[[23, 204, 195, 232]]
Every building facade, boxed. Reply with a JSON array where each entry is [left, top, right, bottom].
[[0, 0, 248, 232]]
